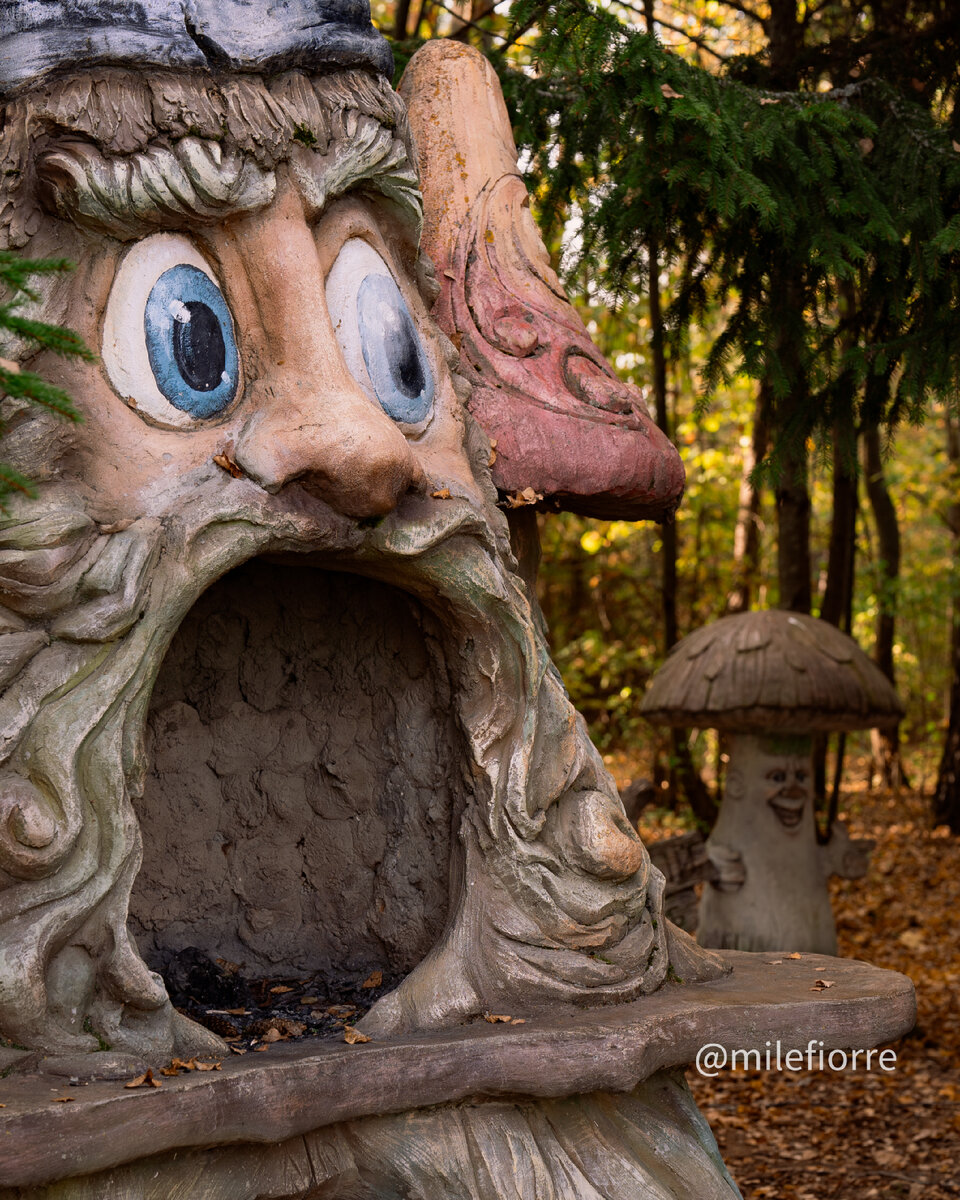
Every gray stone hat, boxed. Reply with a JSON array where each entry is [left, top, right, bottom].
[[0, 0, 394, 97]]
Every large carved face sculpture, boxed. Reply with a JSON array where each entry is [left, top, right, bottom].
[[0, 12, 712, 1059]]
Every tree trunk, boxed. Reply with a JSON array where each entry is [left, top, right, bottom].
[[726, 385, 770, 614], [764, 8, 812, 617], [766, 0, 804, 89], [935, 410, 960, 831], [862, 424, 907, 790], [393, 0, 413, 38], [814, 424, 858, 810], [934, 630, 960, 832], [820, 430, 858, 630], [648, 231, 714, 823], [776, 427, 812, 614], [647, 237, 678, 652], [644, 0, 714, 825]]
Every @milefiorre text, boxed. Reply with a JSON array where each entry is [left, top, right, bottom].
[[695, 1041, 898, 1078]]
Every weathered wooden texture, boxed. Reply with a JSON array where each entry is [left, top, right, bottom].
[[0, 60, 725, 1060], [0, 0, 394, 101], [641, 610, 903, 732], [0, 952, 915, 1192], [400, 40, 686, 521], [648, 831, 715, 933]]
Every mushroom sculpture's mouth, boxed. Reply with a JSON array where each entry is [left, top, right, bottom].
[[768, 794, 806, 829]]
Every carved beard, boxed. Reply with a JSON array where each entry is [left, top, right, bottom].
[[0, 406, 677, 1057]]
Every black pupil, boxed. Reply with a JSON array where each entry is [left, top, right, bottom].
[[173, 301, 226, 392], [392, 316, 425, 399]]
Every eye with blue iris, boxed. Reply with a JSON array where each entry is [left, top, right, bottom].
[[325, 239, 435, 428], [102, 234, 241, 429], [144, 265, 238, 418]]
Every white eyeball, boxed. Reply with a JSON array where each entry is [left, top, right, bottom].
[[103, 233, 240, 430], [325, 239, 434, 429]]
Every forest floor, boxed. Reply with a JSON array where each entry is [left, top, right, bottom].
[[620, 760, 960, 1200]]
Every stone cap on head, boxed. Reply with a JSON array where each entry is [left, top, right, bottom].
[[641, 610, 904, 733], [0, 0, 394, 98]]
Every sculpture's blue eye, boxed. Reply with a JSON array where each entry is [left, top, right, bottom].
[[356, 273, 434, 424], [144, 265, 239, 419], [326, 238, 435, 429]]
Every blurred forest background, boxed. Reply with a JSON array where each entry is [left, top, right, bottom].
[[374, 0, 960, 831], [374, 13, 960, 1191]]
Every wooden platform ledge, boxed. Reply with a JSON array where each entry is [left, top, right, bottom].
[[0, 951, 915, 1190]]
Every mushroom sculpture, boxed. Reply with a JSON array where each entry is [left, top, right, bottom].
[[641, 610, 902, 954]]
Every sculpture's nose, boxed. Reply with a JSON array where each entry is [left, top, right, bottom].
[[235, 378, 426, 520], [782, 785, 806, 800], [228, 180, 427, 520]]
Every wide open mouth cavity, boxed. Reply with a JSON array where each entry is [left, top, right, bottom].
[[128, 557, 468, 1037], [768, 796, 805, 829]]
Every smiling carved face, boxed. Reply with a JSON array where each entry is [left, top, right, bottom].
[[0, 65, 725, 1058], [762, 756, 812, 831]]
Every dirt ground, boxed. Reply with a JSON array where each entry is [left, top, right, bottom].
[[628, 768, 960, 1200]]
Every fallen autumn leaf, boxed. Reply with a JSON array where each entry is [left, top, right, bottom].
[[125, 1069, 161, 1089], [213, 452, 243, 479]]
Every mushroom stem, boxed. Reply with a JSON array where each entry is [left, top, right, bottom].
[[697, 731, 840, 955]]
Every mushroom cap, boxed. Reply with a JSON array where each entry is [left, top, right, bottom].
[[641, 611, 904, 733]]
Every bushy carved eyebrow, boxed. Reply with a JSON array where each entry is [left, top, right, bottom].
[[37, 137, 275, 238], [2, 68, 422, 247], [36, 124, 422, 243]]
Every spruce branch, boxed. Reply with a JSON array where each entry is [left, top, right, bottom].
[[0, 252, 87, 508]]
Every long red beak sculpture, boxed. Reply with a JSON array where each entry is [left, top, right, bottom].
[[401, 40, 686, 522]]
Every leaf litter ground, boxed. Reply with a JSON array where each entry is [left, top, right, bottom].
[[633, 781, 960, 1200], [161, 949, 397, 1051]]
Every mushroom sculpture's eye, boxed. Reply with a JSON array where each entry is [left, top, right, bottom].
[[103, 234, 240, 429], [325, 238, 435, 427]]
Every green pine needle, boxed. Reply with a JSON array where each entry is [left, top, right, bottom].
[[0, 252, 88, 509]]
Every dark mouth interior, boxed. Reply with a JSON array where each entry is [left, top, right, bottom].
[[129, 558, 468, 1038], [768, 797, 805, 828]]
